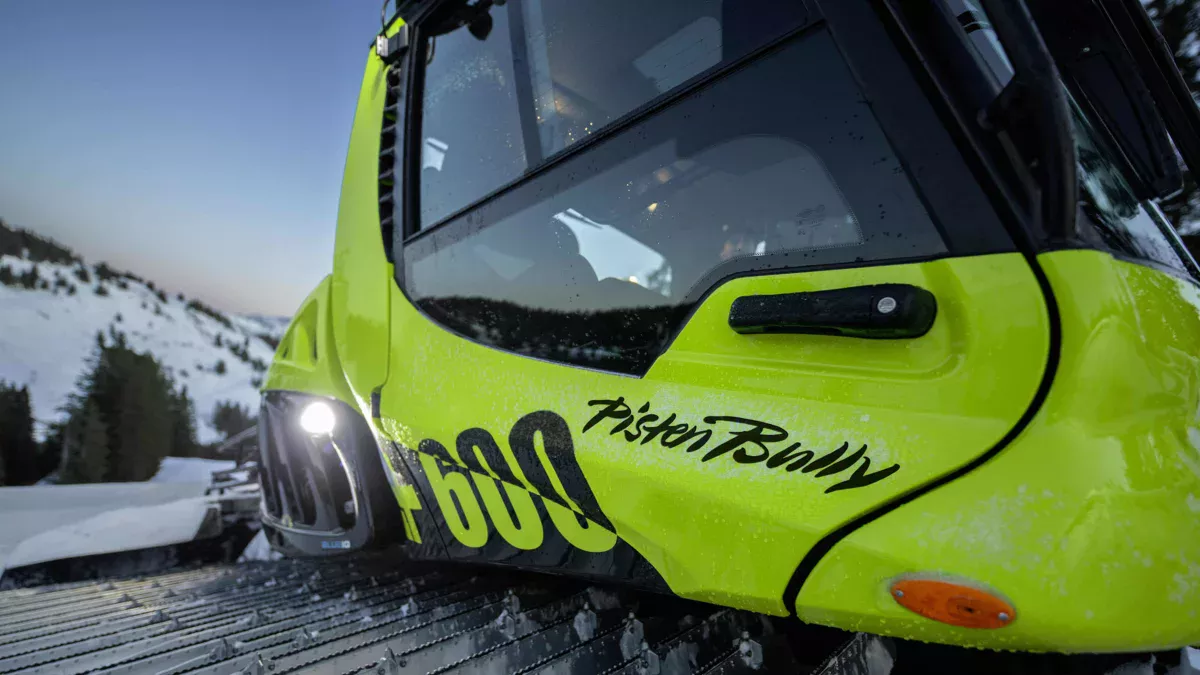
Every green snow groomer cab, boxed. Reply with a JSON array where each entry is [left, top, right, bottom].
[[259, 0, 1200, 655]]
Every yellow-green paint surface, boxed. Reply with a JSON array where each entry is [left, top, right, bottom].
[[263, 276, 356, 409], [378, 253, 1049, 616], [797, 250, 1200, 652], [328, 32, 400, 418]]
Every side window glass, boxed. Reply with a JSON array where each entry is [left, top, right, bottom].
[[419, 8, 524, 228], [417, 0, 810, 228], [404, 29, 947, 376]]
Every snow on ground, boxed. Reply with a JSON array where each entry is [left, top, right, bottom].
[[0, 458, 263, 575], [238, 530, 282, 562], [0, 482, 212, 574], [151, 457, 236, 483], [0, 254, 286, 443], [3, 496, 214, 571]]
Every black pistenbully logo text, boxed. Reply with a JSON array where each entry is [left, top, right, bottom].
[[583, 397, 900, 494]]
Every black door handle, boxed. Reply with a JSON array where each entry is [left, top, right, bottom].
[[728, 284, 937, 339]]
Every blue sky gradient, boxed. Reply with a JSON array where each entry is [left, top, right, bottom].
[[0, 1, 381, 315]]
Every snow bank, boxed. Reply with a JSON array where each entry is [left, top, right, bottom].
[[151, 457, 236, 484], [0, 485, 216, 569], [0, 483, 211, 569], [0, 462, 265, 575]]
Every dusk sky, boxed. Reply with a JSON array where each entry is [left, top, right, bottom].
[[0, 1, 381, 316]]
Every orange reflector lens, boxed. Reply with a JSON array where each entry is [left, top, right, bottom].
[[890, 578, 1015, 629]]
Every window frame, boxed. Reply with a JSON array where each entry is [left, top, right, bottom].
[[900, 0, 1200, 286]]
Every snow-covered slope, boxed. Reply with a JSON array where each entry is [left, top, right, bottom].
[[240, 313, 291, 334], [0, 254, 286, 444]]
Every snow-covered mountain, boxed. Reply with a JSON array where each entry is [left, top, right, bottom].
[[0, 251, 287, 444]]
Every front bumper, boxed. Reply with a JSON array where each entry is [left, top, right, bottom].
[[258, 390, 403, 556]]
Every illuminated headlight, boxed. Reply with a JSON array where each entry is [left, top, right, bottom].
[[299, 401, 336, 435]]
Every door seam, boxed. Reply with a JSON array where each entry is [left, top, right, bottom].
[[781, 251, 1063, 616]]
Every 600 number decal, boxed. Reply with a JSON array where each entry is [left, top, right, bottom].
[[413, 411, 617, 553]]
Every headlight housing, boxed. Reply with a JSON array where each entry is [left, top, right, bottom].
[[299, 401, 337, 435], [258, 392, 404, 556]]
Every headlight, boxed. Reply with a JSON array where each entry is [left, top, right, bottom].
[[299, 401, 336, 435]]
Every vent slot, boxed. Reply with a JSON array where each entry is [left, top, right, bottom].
[[378, 63, 406, 258]]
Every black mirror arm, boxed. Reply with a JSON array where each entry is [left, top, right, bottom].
[[977, 0, 1079, 244]]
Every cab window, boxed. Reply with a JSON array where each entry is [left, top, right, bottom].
[[417, 0, 809, 228], [403, 4, 949, 376]]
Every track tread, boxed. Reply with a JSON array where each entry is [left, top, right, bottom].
[[0, 556, 807, 674]]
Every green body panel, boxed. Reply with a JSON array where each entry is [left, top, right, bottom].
[[263, 276, 356, 408], [797, 250, 1200, 652], [328, 35, 399, 417], [377, 253, 1049, 616]]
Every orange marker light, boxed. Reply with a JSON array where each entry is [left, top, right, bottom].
[[890, 578, 1015, 629]]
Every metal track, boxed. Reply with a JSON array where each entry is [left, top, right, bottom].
[[0, 556, 841, 675]]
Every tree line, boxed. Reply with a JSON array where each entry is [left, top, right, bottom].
[[0, 334, 259, 485], [0, 217, 78, 266]]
